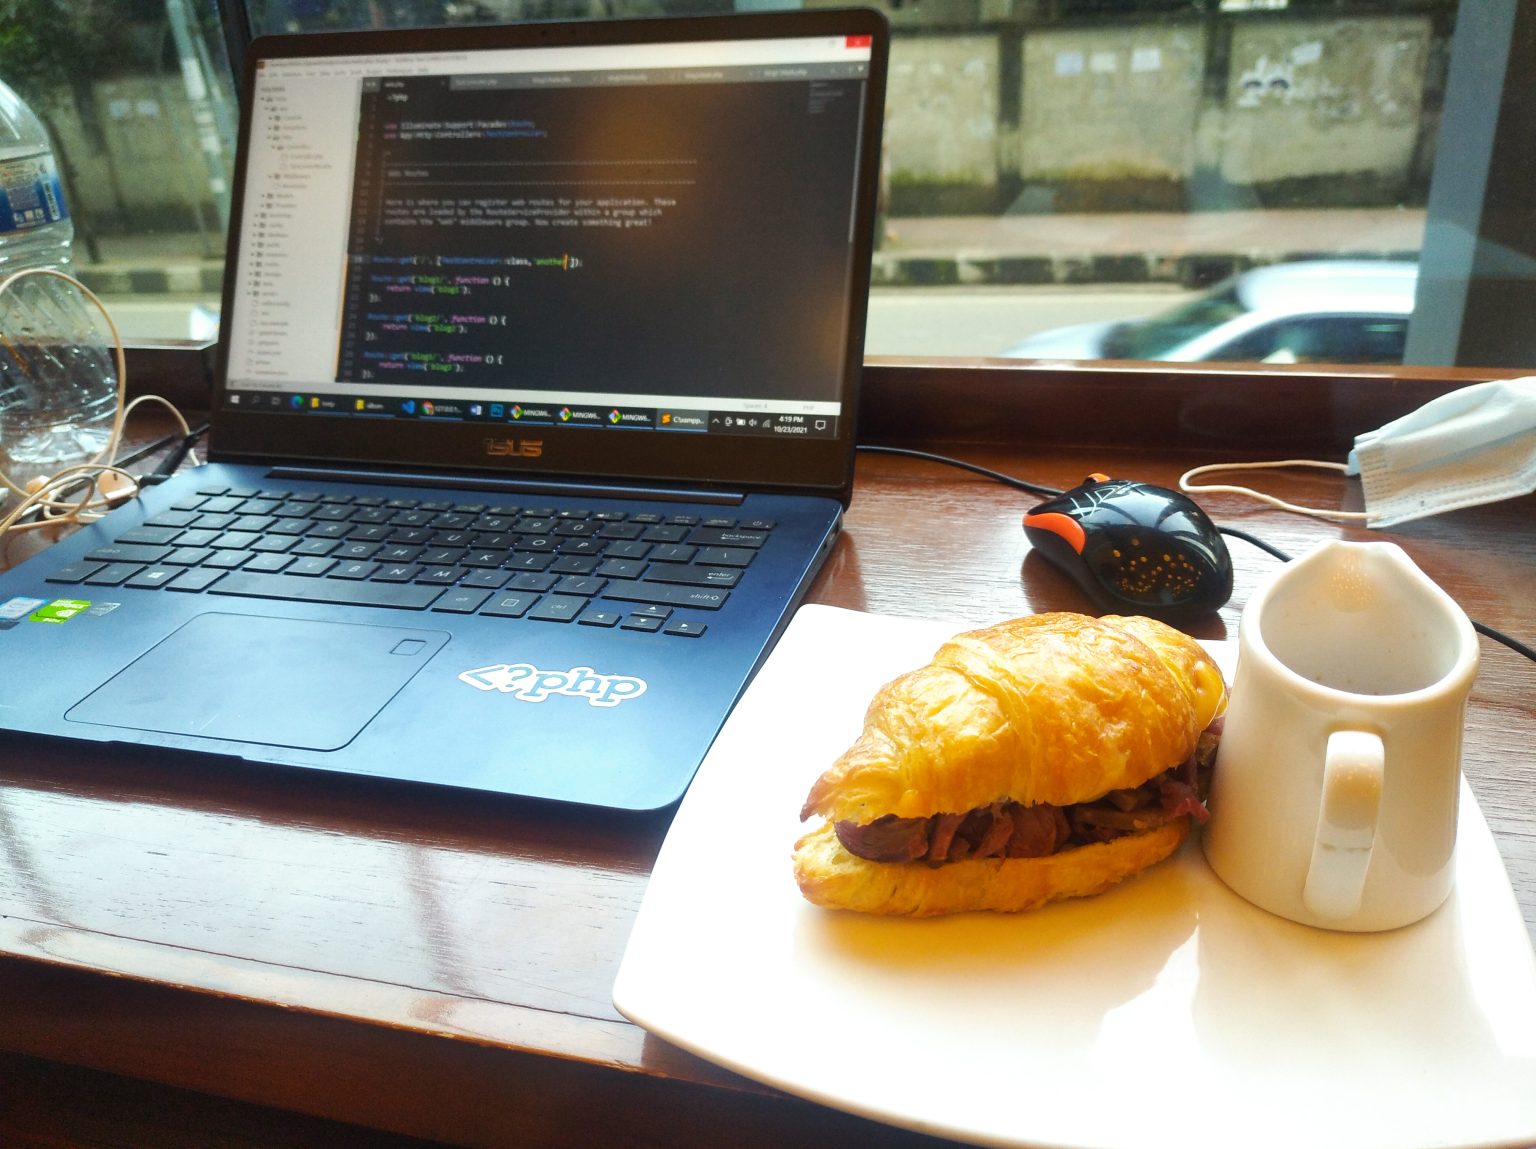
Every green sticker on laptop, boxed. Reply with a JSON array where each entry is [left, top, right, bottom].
[[31, 599, 91, 624]]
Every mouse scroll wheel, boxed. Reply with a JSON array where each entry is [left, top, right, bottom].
[[1023, 511, 1087, 553]]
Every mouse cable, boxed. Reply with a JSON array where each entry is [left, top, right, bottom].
[[855, 444, 1062, 498], [857, 442, 1536, 667]]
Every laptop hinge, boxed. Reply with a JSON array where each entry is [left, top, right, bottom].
[[264, 465, 748, 505]]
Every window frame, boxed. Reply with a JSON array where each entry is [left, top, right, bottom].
[[121, 0, 1528, 455]]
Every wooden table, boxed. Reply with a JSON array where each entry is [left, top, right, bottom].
[[2, 370, 1533, 1147]]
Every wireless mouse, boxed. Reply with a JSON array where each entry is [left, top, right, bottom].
[[1023, 474, 1234, 620]]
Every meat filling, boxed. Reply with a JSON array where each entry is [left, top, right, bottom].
[[834, 726, 1220, 866]]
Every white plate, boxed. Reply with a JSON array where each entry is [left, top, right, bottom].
[[613, 606, 1536, 1149]]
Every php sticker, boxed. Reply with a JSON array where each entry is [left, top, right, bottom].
[[459, 662, 647, 708]]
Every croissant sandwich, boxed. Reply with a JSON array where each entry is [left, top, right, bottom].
[[794, 612, 1227, 917]]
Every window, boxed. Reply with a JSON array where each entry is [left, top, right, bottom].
[[6, 0, 1529, 374]]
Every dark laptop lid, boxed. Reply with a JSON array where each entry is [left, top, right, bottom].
[[210, 10, 888, 503]]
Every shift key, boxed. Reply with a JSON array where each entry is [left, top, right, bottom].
[[85, 542, 172, 563]]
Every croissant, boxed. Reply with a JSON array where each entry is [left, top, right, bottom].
[[794, 612, 1227, 916]]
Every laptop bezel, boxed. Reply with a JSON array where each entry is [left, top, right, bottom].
[[208, 9, 889, 506]]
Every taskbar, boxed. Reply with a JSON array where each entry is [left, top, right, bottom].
[[224, 390, 838, 439]]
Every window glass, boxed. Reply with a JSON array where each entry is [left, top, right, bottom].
[[2, 0, 1493, 371]]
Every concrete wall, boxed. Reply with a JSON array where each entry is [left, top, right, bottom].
[[885, 34, 1002, 208], [1220, 16, 1432, 192], [1017, 23, 1208, 211], [878, 11, 1441, 214], [40, 9, 1443, 235]]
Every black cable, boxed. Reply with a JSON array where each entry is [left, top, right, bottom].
[[856, 444, 1063, 498], [1474, 620, 1536, 662], [139, 422, 210, 486], [1217, 525, 1292, 562], [862, 442, 1536, 666]]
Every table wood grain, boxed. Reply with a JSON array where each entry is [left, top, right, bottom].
[[1, 416, 1532, 1147]]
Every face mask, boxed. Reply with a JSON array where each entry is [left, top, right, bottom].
[[1347, 377, 1536, 527], [1180, 377, 1536, 528]]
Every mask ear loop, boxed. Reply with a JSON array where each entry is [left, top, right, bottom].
[[1179, 459, 1373, 523]]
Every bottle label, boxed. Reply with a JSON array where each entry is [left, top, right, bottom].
[[0, 153, 70, 235]]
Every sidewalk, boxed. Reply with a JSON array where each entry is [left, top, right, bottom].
[[872, 206, 1425, 287], [70, 207, 1427, 295]]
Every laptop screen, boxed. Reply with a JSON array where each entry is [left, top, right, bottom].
[[213, 12, 887, 499]]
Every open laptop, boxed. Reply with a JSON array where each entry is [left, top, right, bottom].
[[0, 9, 888, 812]]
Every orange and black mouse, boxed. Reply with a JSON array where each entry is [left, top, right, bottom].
[[1023, 475, 1233, 620]]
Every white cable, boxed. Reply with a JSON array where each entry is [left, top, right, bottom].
[[1179, 459, 1374, 522], [0, 267, 195, 537]]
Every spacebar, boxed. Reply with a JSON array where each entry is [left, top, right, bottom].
[[208, 572, 439, 610]]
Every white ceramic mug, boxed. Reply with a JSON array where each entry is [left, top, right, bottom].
[[1201, 539, 1479, 931]]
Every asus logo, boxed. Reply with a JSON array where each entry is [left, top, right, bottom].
[[483, 438, 544, 458]]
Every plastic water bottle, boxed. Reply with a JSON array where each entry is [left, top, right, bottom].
[[0, 76, 117, 500]]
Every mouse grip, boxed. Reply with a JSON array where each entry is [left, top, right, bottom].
[[1021, 511, 1086, 553]]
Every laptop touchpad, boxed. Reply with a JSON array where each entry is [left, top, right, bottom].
[[67, 612, 450, 751]]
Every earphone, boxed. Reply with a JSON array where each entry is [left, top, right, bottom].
[[0, 267, 199, 539]]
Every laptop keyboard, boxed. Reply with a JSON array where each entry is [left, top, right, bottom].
[[45, 485, 777, 639]]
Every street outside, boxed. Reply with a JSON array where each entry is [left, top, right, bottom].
[[103, 284, 1194, 358], [864, 285, 1192, 357], [84, 207, 1422, 355]]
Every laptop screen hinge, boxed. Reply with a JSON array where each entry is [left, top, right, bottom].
[[264, 465, 748, 505]]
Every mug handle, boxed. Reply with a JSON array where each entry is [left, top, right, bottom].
[[1302, 730, 1384, 920]]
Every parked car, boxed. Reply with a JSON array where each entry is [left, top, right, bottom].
[[1001, 260, 1417, 365]]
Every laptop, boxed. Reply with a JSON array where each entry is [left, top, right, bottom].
[[0, 9, 888, 812]]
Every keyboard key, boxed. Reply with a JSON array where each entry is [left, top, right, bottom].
[[554, 575, 606, 597], [286, 556, 337, 576], [578, 609, 623, 628], [643, 563, 741, 589], [126, 566, 183, 588], [84, 563, 145, 586], [432, 588, 492, 614], [165, 567, 227, 592], [602, 541, 651, 560], [509, 572, 558, 592], [529, 594, 588, 623], [85, 543, 172, 564], [209, 572, 438, 609], [697, 546, 755, 568], [373, 564, 421, 583], [46, 561, 105, 584], [202, 549, 252, 570], [664, 620, 708, 638], [415, 565, 466, 585], [620, 614, 664, 633], [115, 526, 183, 546], [164, 547, 215, 566], [459, 568, 509, 589], [603, 581, 729, 610], [688, 527, 768, 549], [649, 544, 697, 563], [481, 591, 540, 618], [243, 553, 295, 573], [291, 538, 340, 557], [329, 561, 379, 580], [640, 524, 689, 544]]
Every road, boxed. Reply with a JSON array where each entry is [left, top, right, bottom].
[[103, 284, 1197, 358], [864, 284, 1195, 358]]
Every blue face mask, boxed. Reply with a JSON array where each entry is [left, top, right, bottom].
[[1179, 378, 1536, 528], [1347, 377, 1536, 527]]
